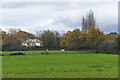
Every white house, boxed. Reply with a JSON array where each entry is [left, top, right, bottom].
[[22, 39, 43, 47]]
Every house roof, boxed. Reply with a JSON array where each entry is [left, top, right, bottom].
[[24, 39, 41, 43]]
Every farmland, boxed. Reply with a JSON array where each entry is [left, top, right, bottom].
[[2, 51, 118, 78]]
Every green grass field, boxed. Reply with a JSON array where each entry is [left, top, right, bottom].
[[2, 51, 118, 78]]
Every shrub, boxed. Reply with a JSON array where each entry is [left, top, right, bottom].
[[9, 52, 25, 55], [97, 40, 118, 54], [115, 34, 120, 51], [67, 43, 78, 50]]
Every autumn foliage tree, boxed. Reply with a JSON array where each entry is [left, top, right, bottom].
[[60, 29, 87, 50], [115, 34, 120, 51], [79, 32, 88, 49], [60, 27, 107, 50], [66, 29, 81, 50], [60, 31, 72, 48], [87, 27, 106, 49], [60, 29, 81, 50], [2, 28, 35, 51]]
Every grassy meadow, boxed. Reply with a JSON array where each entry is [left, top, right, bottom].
[[2, 51, 118, 78]]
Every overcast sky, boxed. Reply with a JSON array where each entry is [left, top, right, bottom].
[[0, 1, 119, 34]]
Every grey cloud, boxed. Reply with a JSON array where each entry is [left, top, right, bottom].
[[1, 2, 118, 34]]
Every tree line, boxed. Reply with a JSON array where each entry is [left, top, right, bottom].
[[0, 29, 61, 51], [0, 10, 120, 54]]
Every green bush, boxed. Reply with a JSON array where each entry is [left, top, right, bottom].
[[97, 40, 118, 54]]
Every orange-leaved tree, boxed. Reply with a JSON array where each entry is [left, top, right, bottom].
[[60, 31, 72, 48], [60, 29, 81, 49], [79, 32, 88, 49], [87, 27, 106, 49], [115, 34, 120, 50]]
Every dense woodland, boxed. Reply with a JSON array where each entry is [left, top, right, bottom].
[[0, 10, 120, 54]]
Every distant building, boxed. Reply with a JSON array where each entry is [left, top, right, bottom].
[[22, 39, 43, 47]]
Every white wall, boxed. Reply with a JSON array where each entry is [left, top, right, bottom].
[[35, 43, 41, 46]]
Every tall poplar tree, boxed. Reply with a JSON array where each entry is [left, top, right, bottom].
[[82, 10, 96, 33]]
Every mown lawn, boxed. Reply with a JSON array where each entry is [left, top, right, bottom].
[[2, 51, 118, 78]]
